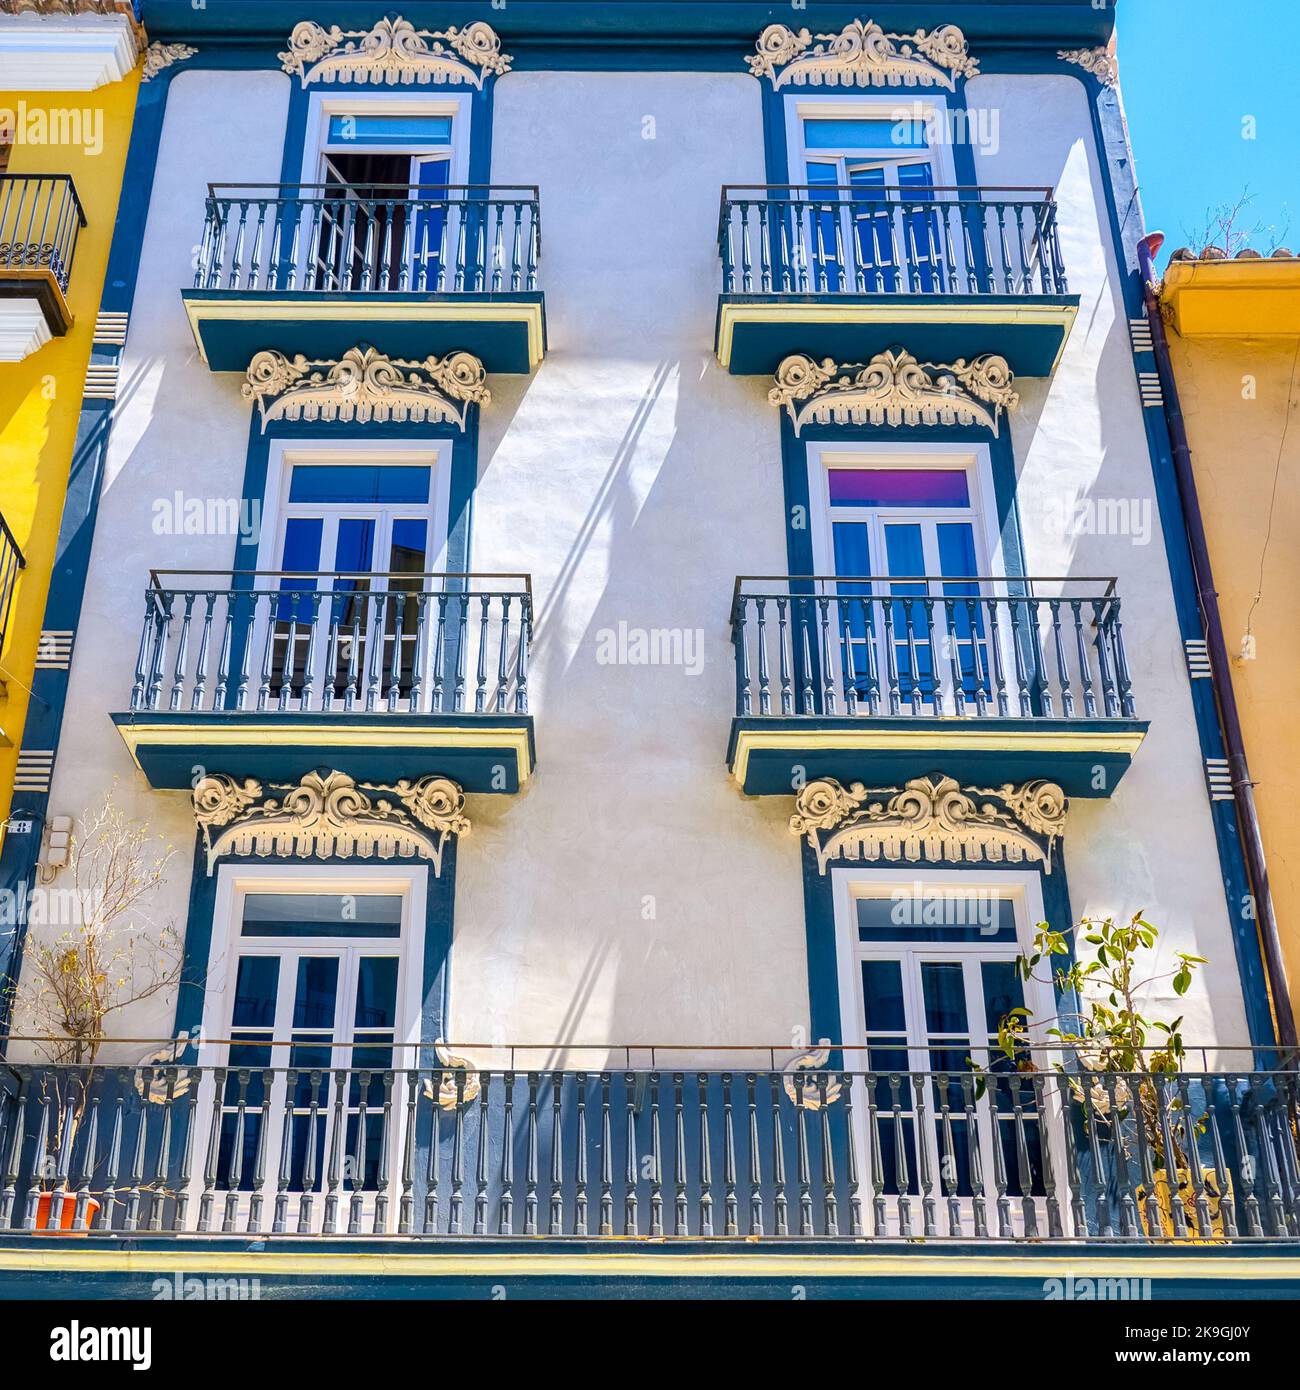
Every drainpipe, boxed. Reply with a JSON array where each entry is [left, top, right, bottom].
[[1137, 231, 1297, 1051]]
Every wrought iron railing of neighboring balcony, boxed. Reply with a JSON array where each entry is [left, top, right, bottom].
[[195, 184, 541, 295], [0, 1053, 1296, 1241], [719, 185, 1067, 297], [128, 571, 531, 716], [0, 174, 86, 298], [732, 577, 1135, 721], [0, 510, 24, 666]]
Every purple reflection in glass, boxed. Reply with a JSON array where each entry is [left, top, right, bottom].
[[828, 468, 970, 508]]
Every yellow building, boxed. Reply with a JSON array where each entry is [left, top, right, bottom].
[[1159, 242, 1300, 1036], [0, 2, 141, 837]]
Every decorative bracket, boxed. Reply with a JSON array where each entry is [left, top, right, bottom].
[[141, 41, 197, 82], [747, 19, 978, 90], [770, 350, 1018, 436], [243, 346, 490, 432], [790, 775, 1067, 874], [1058, 47, 1118, 88], [192, 770, 470, 875], [279, 16, 510, 88]]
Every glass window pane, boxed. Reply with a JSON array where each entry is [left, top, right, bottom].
[[389, 518, 428, 574], [828, 468, 969, 508], [897, 160, 937, 188], [937, 522, 979, 583], [921, 962, 968, 1035], [242, 893, 403, 938], [327, 114, 453, 146], [857, 894, 1018, 943], [280, 516, 323, 574], [288, 465, 431, 505], [981, 960, 1026, 1037], [354, 956, 399, 1031], [292, 957, 340, 1031], [861, 959, 906, 1033], [231, 955, 280, 1029], [832, 520, 871, 578], [804, 118, 928, 151], [805, 159, 839, 186]]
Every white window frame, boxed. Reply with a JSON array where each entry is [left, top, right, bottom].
[[300, 90, 472, 190], [784, 93, 958, 189], [191, 863, 428, 1234]]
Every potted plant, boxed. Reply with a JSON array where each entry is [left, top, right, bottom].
[[5, 792, 181, 1232], [990, 912, 1224, 1239]]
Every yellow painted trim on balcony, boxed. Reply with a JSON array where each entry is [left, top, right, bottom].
[[715, 300, 1078, 371], [182, 297, 546, 370], [730, 725, 1147, 787], [0, 1246, 1290, 1282], [114, 720, 534, 784], [1161, 258, 1300, 338]]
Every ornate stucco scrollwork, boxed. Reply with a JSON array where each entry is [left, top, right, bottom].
[[243, 347, 490, 432], [423, 1040, 482, 1109], [782, 1042, 844, 1110], [791, 775, 1068, 874], [1058, 47, 1118, 88], [746, 19, 979, 90], [279, 16, 511, 88], [191, 770, 470, 875], [141, 41, 197, 81], [770, 350, 1018, 437]]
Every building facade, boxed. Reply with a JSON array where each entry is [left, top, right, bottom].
[[0, 0, 141, 849], [0, 1, 1296, 1297], [1157, 244, 1300, 1039]]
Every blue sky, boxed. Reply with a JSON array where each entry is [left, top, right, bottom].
[[1117, 0, 1300, 264]]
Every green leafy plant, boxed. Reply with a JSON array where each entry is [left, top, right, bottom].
[[988, 913, 1207, 1174]]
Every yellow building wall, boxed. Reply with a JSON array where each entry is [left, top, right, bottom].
[[0, 73, 138, 838], [1168, 331, 1300, 1030]]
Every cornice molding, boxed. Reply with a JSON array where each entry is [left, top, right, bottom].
[[790, 775, 1067, 874], [746, 19, 978, 91], [141, 40, 196, 81], [1058, 46, 1117, 88], [770, 349, 1018, 436], [279, 15, 510, 88], [243, 346, 490, 432], [192, 769, 470, 875]]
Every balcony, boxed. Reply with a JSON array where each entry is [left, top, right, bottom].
[[728, 577, 1147, 796], [111, 570, 534, 792], [715, 185, 1078, 376], [182, 184, 545, 374], [0, 175, 85, 360], [1, 1052, 1296, 1247]]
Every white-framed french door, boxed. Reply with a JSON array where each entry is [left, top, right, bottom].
[[252, 443, 450, 712], [783, 96, 961, 294], [808, 446, 1008, 716], [298, 93, 470, 292], [832, 869, 1066, 1238], [194, 867, 426, 1235]]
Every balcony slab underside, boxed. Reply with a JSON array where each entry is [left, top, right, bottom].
[[715, 293, 1080, 377], [111, 711, 535, 793], [728, 716, 1148, 798], [180, 289, 546, 374], [0, 269, 72, 356], [1, 1237, 1297, 1300]]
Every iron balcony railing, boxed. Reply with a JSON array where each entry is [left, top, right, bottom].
[[0, 174, 86, 297], [195, 183, 541, 295], [128, 571, 531, 716], [0, 510, 24, 664], [719, 184, 1067, 297], [0, 1054, 1296, 1242], [732, 577, 1135, 721]]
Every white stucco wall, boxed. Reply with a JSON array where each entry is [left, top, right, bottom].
[[24, 66, 1251, 1063]]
